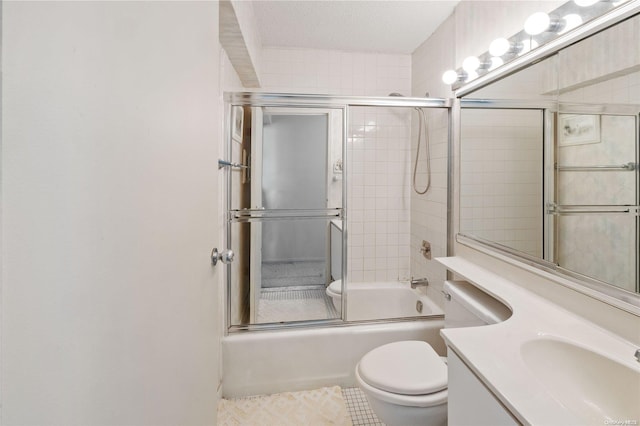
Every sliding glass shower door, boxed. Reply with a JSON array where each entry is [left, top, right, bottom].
[[550, 110, 639, 292], [225, 98, 345, 329]]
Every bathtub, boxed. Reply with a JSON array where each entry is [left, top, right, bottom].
[[326, 280, 443, 321], [222, 284, 445, 398]]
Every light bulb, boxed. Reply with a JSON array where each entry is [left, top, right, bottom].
[[442, 70, 459, 85], [560, 14, 583, 34], [519, 39, 540, 56], [525, 12, 551, 35], [574, 0, 599, 6], [490, 57, 504, 70], [462, 56, 481, 73], [489, 38, 511, 56]]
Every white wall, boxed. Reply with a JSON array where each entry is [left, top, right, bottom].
[[2, 2, 222, 424], [260, 47, 411, 96]]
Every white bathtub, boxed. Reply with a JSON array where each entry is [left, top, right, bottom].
[[222, 285, 445, 398], [326, 280, 443, 321]]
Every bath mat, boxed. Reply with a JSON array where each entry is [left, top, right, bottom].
[[217, 385, 353, 426]]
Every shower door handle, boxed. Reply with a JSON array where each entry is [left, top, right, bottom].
[[211, 248, 234, 266]]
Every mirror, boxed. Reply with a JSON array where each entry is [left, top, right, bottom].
[[459, 13, 639, 303]]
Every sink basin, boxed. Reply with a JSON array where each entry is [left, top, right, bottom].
[[521, 338, 640, 424]]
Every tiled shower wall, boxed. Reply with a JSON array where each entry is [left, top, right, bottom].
[[347, 107, 412, 282], [260, 47, 412, 282], [260, 47, 410, 97]]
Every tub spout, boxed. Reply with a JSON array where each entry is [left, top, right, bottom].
[[410, 277, 429, 289]]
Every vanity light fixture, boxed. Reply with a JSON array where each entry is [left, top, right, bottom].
[[442, 69, 461, 85], [524, 12, 565, 35], [519, 39, 540, 56], [465, 70, 479, 82], [462, 56, 481, 72], [489, 37, 523, 57], [559, 14, 584, 33], [489, 57, 504, 70], [440, 0, 627, 89], [574, 0, 601, 6]]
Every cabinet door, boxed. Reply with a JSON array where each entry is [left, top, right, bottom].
[[448, 350, 520, 426]]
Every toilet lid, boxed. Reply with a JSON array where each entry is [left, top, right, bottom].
[[357, 341, 447, 395], [328, 280, 342, 295]]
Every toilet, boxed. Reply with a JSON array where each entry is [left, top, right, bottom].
[[325, 279, 342, 312], [355, 280, 511, 426]]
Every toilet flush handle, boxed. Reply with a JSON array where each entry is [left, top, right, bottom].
[[441, 290, 451, 301]]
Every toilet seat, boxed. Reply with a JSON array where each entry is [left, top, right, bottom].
[[355, 341, 448, 408], [327, 280, 342, 296]]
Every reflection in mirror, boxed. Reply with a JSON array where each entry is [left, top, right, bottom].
[[553, 113, 637, 292], [459, 14, 640, 302], [466, 54, 558, 102], [460, 108, 544, 258]]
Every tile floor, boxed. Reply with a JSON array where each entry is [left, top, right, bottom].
[[342, 387, 386, 426], [262, 260, 326, 287], [257, 285, 339, 323]]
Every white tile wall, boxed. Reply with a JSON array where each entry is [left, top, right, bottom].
[[411, 14, 455, 307], [347, 106, 412, 282], [261, 47, 410, 97], [259, 47, 412, 282], [460, 109, 544, 258]]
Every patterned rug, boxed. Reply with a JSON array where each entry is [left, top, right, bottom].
[[217, 386, 353, 426]]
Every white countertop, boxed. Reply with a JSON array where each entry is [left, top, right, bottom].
[[437, 256, 640, 426]]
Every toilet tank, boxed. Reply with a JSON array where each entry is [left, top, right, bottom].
[[443, 280, 511, 328]]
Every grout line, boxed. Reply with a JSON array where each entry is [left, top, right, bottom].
[[342, 387, 386, 426]]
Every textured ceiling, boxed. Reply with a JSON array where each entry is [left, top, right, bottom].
[[251, 0, 459, 54]]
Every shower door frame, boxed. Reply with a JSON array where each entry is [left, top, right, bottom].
[[550, 103, 640, 294], [223, 92, 451, 333]]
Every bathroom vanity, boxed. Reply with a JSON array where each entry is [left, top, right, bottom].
[[438, 256, 640, 426], [443, 3, 640, 424]]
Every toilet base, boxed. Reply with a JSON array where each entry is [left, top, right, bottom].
[[363, 392, 447, 426]]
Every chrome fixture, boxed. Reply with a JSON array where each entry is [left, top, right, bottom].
[[211, 248, 234, 266], [413, 107, 432, 194], [420, 240, 432, 260], [546, 203, 639, 215], [442, 0, 627, 87], [416, 300, 424, 314], [555, 162, 637, 171], [218, 159, 249, 170], [410, 277, 430, 289], [386, 92, 432, 194], [635, 349, 640, 362]]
